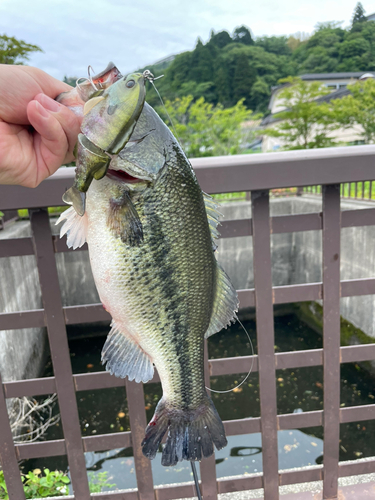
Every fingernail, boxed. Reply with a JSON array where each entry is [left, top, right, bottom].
[[38, 94, 61, 112], [35, 101, 50, 118]]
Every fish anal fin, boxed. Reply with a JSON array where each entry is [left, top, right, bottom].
[[56, 206, 88, 249], [205, 262, 239, 339], [101, 322, 154, 383]]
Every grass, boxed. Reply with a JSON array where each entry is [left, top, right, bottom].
[[303, 181, 375, 200]]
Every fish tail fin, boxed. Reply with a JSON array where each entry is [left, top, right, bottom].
[[141, 395, 227, 466]]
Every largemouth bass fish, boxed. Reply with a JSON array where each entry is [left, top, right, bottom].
[[58, 68, 238, 466]]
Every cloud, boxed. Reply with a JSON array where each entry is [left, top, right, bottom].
[[0, 0, 366, 80]]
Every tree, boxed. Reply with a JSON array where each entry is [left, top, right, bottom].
[[263, 77, 336, 149], [352, 2, 366, 28], [233, 26, 254, 46], [0, 34, 42, 64], [161, 96, 254, 157], [331, 78, 375, 144], [232, 53, 257, 107], [209, 30, 232, 49]]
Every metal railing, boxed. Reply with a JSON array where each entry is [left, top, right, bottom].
[[1, 144, 375, 499]]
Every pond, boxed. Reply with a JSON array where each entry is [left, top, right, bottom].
[[22, 308, 375, 492]]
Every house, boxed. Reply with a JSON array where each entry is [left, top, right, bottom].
[[262, 71, 375, 151]]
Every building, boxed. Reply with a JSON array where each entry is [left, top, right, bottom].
[[262, 71, 375, 151]]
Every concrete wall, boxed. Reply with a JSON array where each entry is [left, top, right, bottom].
[[2, 195, 375, 383]]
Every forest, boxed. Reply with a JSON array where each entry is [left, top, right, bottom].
[[142, 3, 375, 112]]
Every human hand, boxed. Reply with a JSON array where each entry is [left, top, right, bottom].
[[0, 64, 82, 187]]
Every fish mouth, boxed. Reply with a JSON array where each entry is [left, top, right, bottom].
[[106, 168, 141, 184]]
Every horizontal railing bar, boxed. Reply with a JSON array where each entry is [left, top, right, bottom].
[[209, 355, 258, 376], [0, 238, 34, 258], [4, 377, 56, 398], [339, 458, 375, 477], [16, 432, 132, 460], [92, 491, 138, 500], [279, 467, 322, 486], [74, 371, 125, 391], [223, 417, 261, 435], [341, 208, 375, 228], [1, 146, 375, 211], [2, 208, 374, 259], [217, 474, 263, 494], [273, 283, 322, 304], [5, 343, 375, 398], [272, 213, 322, 234], [16, 439, 66, 460], [220, 219, 252, 238], [341, 344, 375, 363], [278, 410, 323, 429], [154, 482, 198, 500], [340, 404, 375, 423], [63, 304, 111, 325], [193, 145, 375, 193], [0, 310, 45, 330], [82, 431, 132, 452]]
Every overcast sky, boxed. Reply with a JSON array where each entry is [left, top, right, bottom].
[[0, 0, 372, 81]]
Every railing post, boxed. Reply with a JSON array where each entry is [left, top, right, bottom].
[[322, 185, 341, 499], [199, 340, 218, 500], [30, 209, 91, 499], [125, 379, 155, 500], [251, 190, 279, 500], [0, 371, 26, 499]]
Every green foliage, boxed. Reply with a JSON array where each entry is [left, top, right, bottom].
[[263, 77, 336, 149], [0, 469, 69, 499], [0, 469, 116, 498], [88, 471, 116, 493], [232, 26, 254, 46], [331, 78, 375, 143], [161, 95, 256, 157], [144, 12, 375, 113], [0, 34, 42, 64], [352, 2, 366, 27]]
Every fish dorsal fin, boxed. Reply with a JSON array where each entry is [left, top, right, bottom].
[[56, 206, 88, 249], [205, 262, 239, 338], [102, 321, 154, 383], [83, 96, 105, 115], [203, 192, 222, 240]]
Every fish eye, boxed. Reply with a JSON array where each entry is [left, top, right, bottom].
[[126, 80, 135, 88]]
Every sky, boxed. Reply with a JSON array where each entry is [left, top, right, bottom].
[[0, 0, 373, 81]]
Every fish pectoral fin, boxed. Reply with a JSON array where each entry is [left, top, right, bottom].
[[101, 322, 154, 383], [56, 206, 88, 249], [205, 262, 239, 338], [107, 190, 143, 246]]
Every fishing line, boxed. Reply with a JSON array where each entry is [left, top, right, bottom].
[[205, 315, 255, 394], [190, 462, 203, 500], [143, 71, 184, 149]]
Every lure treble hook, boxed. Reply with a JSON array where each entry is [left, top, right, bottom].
[[143, 69, 164, 83]]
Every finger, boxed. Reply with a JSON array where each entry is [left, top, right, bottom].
[[33, 93, 81, 160], [27, 100, 71, 182]]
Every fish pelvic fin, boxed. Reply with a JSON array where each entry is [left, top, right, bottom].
[[205, 262, 239, 339], [142, 395, 227, 466], [56, 207, 88, 249], [101, 321, 154, 383]]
